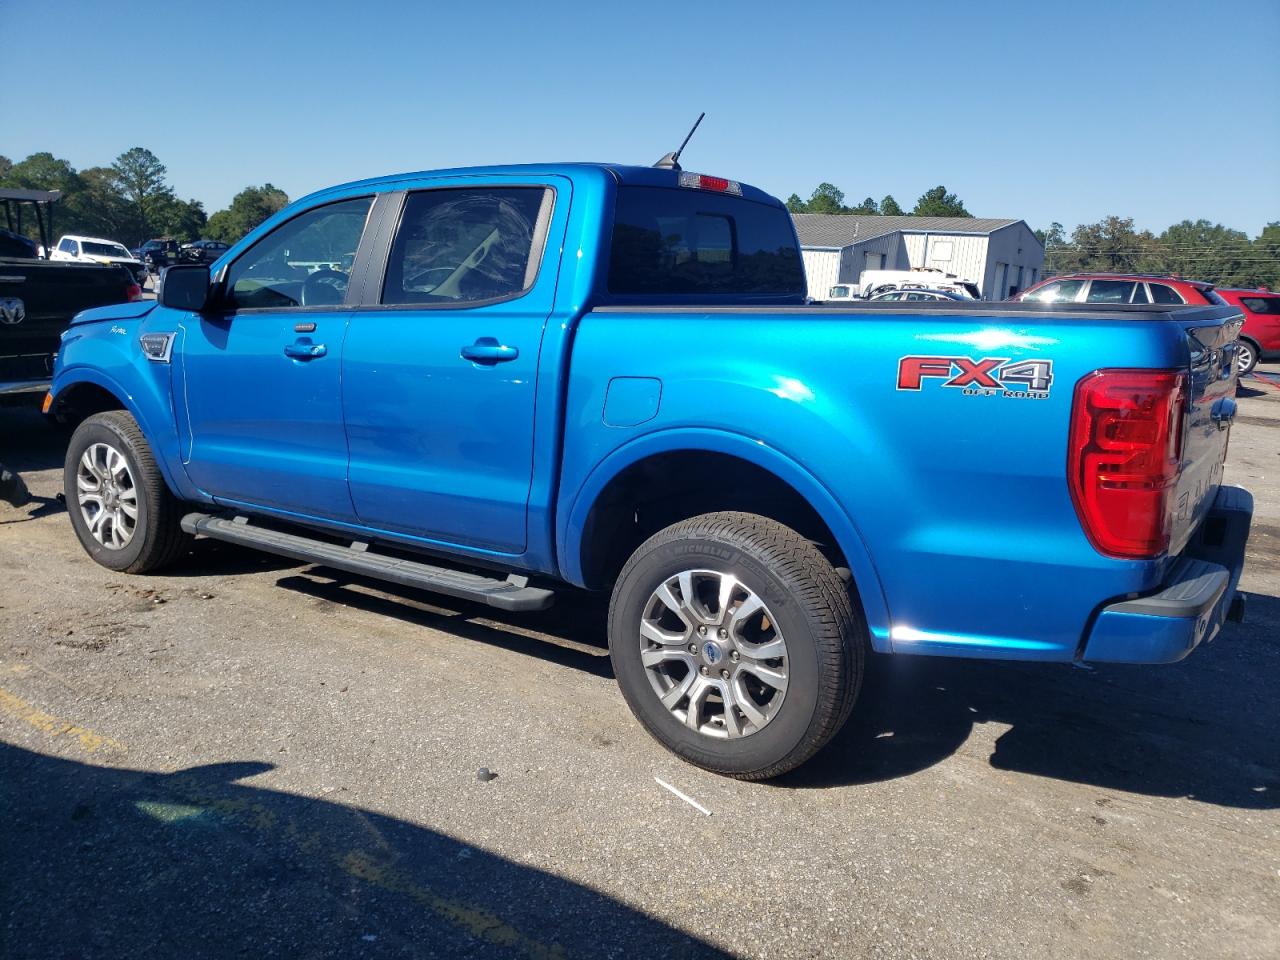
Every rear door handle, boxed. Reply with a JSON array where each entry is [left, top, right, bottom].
[[284, 341, 327, 360], [461, 337, 518, 365]]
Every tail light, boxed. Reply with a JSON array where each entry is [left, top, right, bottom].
[[126, 283, 143, 302], [1068, 369, 1186, 559]]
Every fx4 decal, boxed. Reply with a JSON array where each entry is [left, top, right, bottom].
[[897, 356, 1054, 398]]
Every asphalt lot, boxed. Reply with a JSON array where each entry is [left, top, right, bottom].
[[2, 367, 1278, 960]]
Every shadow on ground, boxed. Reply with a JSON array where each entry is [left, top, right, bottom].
[[780, 591, 1280, 806], [267, 565, 1280, 809], [0, 743, 728, 958]]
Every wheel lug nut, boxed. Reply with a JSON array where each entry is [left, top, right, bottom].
[[720, 669, 730, 680], [688, 643, 698, 654], [697, 625, 707, 636], [718, 628, 727, 639], [730, 651, 740, 662], [699, 665, 709, 676]]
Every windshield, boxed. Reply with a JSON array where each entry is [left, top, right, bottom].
[[82, 241, 132, 259]]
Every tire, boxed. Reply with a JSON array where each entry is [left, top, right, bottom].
[[608, 511, 864, 780], [64, 411, 190, 573], [1237, 338, 1259, 376]]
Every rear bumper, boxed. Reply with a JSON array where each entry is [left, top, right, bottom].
[[1082, 485, 1253, 664]]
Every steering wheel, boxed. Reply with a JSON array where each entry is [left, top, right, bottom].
[[299, 269, 349, 307]]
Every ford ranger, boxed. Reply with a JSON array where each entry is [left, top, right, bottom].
[[46, 162, 1253, 779]]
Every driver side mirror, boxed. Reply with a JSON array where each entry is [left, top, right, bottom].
[[159, 263, 212, 311]]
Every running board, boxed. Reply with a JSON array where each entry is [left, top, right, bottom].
[[180, 513, 555, 612]]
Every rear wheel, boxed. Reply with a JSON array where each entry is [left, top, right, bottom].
[[1237, 338, 1259, 376], [64, 411, 190, 573], [608, 512, 863, 780]]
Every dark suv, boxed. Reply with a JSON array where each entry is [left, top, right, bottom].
[[180, 239, 231, 264], [137, 239, 182, 277]]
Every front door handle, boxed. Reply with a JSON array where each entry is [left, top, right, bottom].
[[461, 337, 519, 365], [284, 341, 327, 360]]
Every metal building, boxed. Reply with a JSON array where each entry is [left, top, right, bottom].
[[793, 214, 1045, 301]]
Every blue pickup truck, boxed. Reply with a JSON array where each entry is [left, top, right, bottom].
[[47, 162, 1253, 779]]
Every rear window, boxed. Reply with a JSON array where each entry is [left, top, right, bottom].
[[607, 186, 804, 297], [1241, 295, 1280, 315]]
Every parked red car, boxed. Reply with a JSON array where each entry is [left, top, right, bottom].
[[1215, 289, 1280, 374], [1015, 272, 1224, 308]]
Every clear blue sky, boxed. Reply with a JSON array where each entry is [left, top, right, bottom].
[[2, 0, 1276, 235]]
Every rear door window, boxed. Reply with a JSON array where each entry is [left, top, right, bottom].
[[608, 186, 804, 297], [1149, 283, 1185, 305], [1085, 280, 1136, 304], [1131, 283, 1151, 304], [381, 187, 550, 306]]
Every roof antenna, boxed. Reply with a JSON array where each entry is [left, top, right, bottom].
[[654, 112, 705, 171]]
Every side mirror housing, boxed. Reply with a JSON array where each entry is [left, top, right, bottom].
[[159, 263, 212, 311]]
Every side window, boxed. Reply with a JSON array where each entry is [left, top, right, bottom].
[[1242, 296, 1280, 315], [58, 238, 73, 254], [1149, 283, 1184, 305], [1131, 283, 1151, 304], [1025, 279, 1084, 302], [382, 187, 549, 306], [1085, 280, 1136, 304], [224, 197, 372, 310], [829, 286, 848, 298]]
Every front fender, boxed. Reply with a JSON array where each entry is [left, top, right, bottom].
[[52, 326, 203, 503], [557, 427, 892, 650]]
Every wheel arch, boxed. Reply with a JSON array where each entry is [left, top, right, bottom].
[[51, 368, 191, 501], [559, 428, 891, 648]]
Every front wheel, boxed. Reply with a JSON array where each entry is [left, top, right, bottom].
[[608, 512, 864, 780], [64, 411, 191, 573]]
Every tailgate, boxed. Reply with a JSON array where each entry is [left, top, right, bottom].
[[1170, 314, 1245, 554]]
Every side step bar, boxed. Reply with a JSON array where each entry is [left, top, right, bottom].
[[180, 513, 555, 612]]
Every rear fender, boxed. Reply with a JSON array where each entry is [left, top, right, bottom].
[[558, 427, 892, 651]]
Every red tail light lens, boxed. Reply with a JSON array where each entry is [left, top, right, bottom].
[[677, 171, 743, 195], [1068, 369, 1186, 559], [126, 283, 143, 302]]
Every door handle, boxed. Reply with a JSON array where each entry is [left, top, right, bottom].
[[284, 341, 327, 360], [460, 337, 518, 365]]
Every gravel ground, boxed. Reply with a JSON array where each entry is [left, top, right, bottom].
[[1, 367, 1278, 960]]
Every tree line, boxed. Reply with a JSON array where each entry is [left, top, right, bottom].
[[788, 181, 1278, 289], [1038, 216, 1280, 290], [785, 182, 969, 218], [0, 149, 289, 248]]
